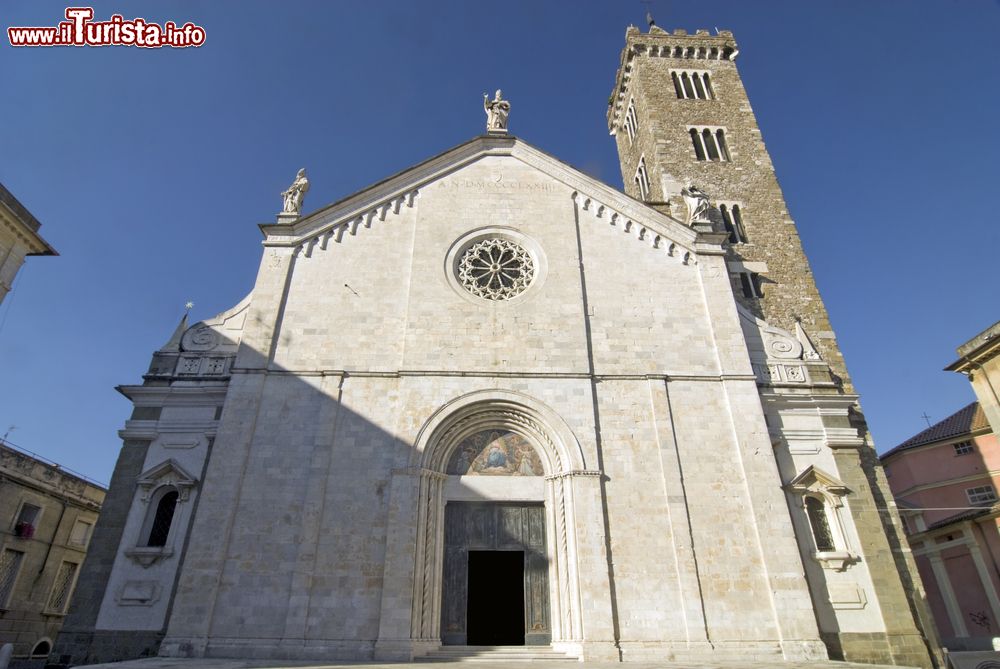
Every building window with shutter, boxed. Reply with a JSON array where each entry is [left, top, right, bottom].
[[69, 519, 93, 547], [0, 549, 25, 608], [45, 561, 79, 614]]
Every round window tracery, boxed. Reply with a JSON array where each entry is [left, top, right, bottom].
[[457, 238, 535, 301]]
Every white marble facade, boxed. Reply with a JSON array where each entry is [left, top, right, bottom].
[[88, 137, 889, 663]]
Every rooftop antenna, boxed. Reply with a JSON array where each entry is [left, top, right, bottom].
[[921, 412, 932, 428], [2, 425, 16, 444]]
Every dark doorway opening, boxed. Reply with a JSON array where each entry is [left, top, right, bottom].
[[466, 550, 525, 645]]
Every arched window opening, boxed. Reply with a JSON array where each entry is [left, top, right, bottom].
[[681, 72, 696, 99], [703, 129, 720, 161], [692, 74, 707, 99], [716, 129, 731, 161], [31, 640, 51, 658], [690, 129, 706, 160], [805, 496, 835, 552], [145, 490, 178, 547], [702, 73, 715, 99], [671, 72, 683, 98]]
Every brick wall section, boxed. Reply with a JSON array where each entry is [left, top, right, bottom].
[[608, 26, 936, 667], [52, 439, 160, 664]]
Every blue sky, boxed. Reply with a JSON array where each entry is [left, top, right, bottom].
[[1, 1, 998, 484]]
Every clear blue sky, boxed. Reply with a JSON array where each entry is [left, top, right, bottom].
[[2, 1, 998, 484]]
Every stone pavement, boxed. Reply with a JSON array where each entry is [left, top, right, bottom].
[[78, 658, 917, 669]]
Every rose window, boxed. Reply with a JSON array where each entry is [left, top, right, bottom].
[[457, 238, 535, 301]]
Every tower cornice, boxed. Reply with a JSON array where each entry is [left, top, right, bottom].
[[608, 27, 738, 133]]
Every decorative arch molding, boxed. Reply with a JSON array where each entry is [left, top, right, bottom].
[[787, 465, 856, 571], [378, 390, 595, 658], [136, 459, 197, 502], [414, 389, 587, 475]]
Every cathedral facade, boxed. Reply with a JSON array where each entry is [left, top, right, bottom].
[[57, 26, 935, 667]]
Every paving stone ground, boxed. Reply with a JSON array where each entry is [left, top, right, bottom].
[[78, 658, 915, 669]]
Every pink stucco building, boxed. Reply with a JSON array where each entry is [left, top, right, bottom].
[[882, 402, 1000, 650]]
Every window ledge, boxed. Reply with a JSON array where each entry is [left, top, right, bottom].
[[813, 550, 856, 571], [41, 610, 68, 618], [124, 546, 173, 568]]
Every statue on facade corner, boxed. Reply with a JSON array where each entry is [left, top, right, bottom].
[[483, 90, 511, 133], [681, 185, 711, 225], [281, 168, 310, 216]]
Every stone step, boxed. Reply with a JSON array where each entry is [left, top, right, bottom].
[[416, 645, 579, 662]]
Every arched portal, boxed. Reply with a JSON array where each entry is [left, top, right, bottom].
[[394, 390, 596, 655], [440, 429, 548, 645]]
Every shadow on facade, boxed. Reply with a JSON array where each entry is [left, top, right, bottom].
[[52, 326, 610, 665]]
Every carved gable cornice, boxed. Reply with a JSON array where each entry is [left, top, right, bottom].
[[136, 459, 197, 501], [787, 465, 851, 500], [574, 192, 696, 266], [257, 136, 705, 261]]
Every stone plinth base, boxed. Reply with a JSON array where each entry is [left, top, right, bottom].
[[52, 630, 164, 666], [374, 639, 441, 661]]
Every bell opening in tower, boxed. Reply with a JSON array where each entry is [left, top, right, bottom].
[[466, 550, 525, 646]]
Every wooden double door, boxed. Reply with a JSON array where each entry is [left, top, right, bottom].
[[441, 502, 551, 646]]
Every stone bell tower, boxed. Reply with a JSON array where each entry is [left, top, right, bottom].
[[608, 26, 843, 364], [608, 25, 939, 667]]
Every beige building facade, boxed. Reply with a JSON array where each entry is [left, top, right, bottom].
[[57, 26, 935, 668], [0, 182, 56, 306], [947, 320, 1000, 435], [0, 442, 104, 662]]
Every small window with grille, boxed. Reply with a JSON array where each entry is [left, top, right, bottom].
[[45, 561, 78, 614], [671, 70, 714, 100], [0, 549, 24, 608], [967, 485, 997, 506], [805, 496, 836, 552], [953, 440, 974, 456]]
